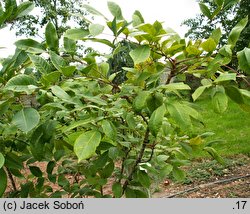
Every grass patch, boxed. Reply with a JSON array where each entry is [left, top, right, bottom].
[[192, 96, 250, 157]]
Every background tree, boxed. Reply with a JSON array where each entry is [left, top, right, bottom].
[[9, 0, 89, 37], [182, 0, 249, 51]]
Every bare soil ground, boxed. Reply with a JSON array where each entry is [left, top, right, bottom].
[[153, 155, 250, 198]]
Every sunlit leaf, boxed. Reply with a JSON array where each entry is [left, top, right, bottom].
[[0, 153, 4, 169], [228, 16, 248, 48], [45, 22, 59, 51], [129, 45, 150, 64], [107, 1, 124, 20], [74, 130, 102, 161], [12, 108, 40, 133], [15, 39, 45, 54], [89, 24, 105, 36], [148, 104, 166, 137]]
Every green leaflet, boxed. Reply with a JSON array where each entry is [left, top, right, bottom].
[[225, 86, 244, 104], [5, 74, 37, 94], [45, 22, 59, 51], [201, 38, 217, 52], [0, 168, 7, 197], [49, 51, 67, 71], [146, 92, 163, 113], [74, 130, 102, 161], [148, 104, 166, 137], [29, 166, 43, 177], [129, 45, 150, 64], [228, 16, 248, 48], [15, 39, 45, 54], [137, 170, 151, 188], [51, 85, 72, 101], [64, 28, 89, 40], [112, 182, 122, 198], [82, 4, 108, 20], [15, 1, 34, 18], [199, 3, 212, 19], [214, 73, 236, 83], [159, 82, 191, 91], [89, 23, 105, 36], [211, 28, 222, 44], [28, 54, 51, 74], [0, 153, 4, 169], [237, 47, 250, 74], [101, 120, 117, 140], [192, 85, 211, 101], [133, 91, 150, 113], [12, 108, 40, 133], [172, 167, 186, 181], [166, 102, 191, 130], [204, 147, 225, 164], [63, 37, 76, 54], [212, 86, 228, 114], [107, 1, 124, 20]]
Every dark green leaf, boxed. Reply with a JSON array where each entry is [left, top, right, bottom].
[[99, 162, 114, 178], [133, 91, 150, 113], [112, 182, 122, 198], [237, 47, 250, 74], [225, 86, 244, 104], [138, 170, 151, 188], [46, 161, 56, 174], [49, 51, 67, 71], [29, 166, 43, 177], [0, 168, 7, 197]]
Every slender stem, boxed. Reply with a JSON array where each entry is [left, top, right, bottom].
[[6, 167, 17, 192], [122, 127, 150, 195], [224, 65, 250, 87], [118, 148, 132, 183]]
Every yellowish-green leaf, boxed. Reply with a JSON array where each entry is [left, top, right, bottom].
[[74, 130, 102, 161], [129, 45, 150, 65], [201, 38, 217, 52], [148, 104, 166, 137]]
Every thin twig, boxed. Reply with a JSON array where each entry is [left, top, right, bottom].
[[6, 167, 17, 192], [122, 128, 150, 194]]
